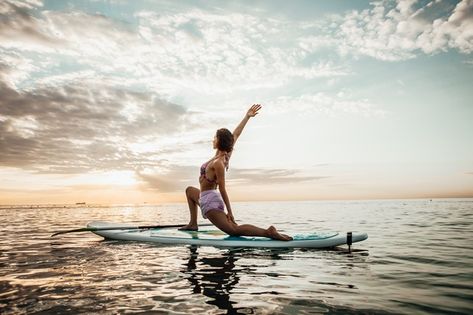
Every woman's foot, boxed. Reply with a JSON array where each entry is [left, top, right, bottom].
[[267, 226, 293, 241], [178, 224, 198, 231]]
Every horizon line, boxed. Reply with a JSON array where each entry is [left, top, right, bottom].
[[1, 196, 472, 207]]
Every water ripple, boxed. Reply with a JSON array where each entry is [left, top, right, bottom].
[[1, 200, 473, 314]]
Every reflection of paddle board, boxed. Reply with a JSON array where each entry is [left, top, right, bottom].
[[88, 221, 368, 249]]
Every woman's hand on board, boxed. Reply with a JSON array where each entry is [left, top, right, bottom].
[[227, 212, 236, 224]]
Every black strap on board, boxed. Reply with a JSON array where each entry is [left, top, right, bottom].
[[347, 232, 353, 252]]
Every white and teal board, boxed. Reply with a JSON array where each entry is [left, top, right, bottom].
[[88, 221, 368, 249]]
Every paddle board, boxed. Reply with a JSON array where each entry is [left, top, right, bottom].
[[87, 221, 368, 249]]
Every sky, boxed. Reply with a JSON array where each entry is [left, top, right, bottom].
[[0, 0, 472, 204]]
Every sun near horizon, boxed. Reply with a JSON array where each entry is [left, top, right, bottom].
[[1, 0, 472, 205]]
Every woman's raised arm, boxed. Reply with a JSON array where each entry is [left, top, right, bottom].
[[232, 104, 262, 145]]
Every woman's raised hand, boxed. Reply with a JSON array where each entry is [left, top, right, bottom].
[[246, 104, 262, 118]]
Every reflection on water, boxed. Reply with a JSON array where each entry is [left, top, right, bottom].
[[180, 245, 372, 314], [1, 199, 473, 314], [183, 246, 247, 313]]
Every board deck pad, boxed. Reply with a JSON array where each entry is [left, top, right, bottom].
[[149, 229, 339, 241], [87, 221, 368, 249]]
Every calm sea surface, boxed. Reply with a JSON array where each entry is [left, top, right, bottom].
[[1, 199, 472, 314]]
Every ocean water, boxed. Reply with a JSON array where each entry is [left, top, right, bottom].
[[1, 199, 472, 314]]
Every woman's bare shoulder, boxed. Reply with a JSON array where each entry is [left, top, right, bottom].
[[212, 157, 226, 166]]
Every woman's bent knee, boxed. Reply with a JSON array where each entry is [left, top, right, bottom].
[[185, 186, 200, 205], [185, 186, 197, 196]]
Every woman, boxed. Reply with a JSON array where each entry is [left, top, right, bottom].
[[180, 104, 292, 241]]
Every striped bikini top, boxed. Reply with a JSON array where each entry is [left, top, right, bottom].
[[200, 153, 230, 184]]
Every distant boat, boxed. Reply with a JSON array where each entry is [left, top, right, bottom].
[[75, 202, 86, 205]]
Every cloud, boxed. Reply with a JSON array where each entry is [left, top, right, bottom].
[[137, 165, 327, 193], [0, 0, 139, 55], [41, 10, 139, 57], [229, 168, 328, 185], [304, 0, 473, 61], [0, 62, 192, 173], [2, 0, 471, 100], [136, 166, 196, 193], [0, 50, 40, 88], [265, 92, 387, 117], [0, 1, 62, 52], [0, 0, 464, 177], [129, 9, 351, 93], [0, 2, 350, 95]]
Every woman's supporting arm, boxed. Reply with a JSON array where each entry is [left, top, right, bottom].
[[215, 160, 236, 223]]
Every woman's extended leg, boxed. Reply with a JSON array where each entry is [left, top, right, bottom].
[[206, 210, 292, 241], [179, 186, 201, 231]]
